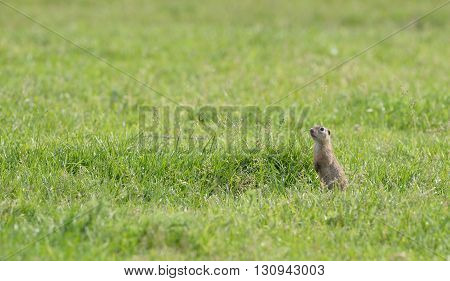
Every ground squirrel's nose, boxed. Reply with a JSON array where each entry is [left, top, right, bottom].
[[310, 128, 314, 134]]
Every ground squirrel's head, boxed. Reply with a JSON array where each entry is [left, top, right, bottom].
[[309, 125, 331, 144]]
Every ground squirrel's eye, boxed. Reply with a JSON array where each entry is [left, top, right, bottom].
[[320, 127, 325, 132]]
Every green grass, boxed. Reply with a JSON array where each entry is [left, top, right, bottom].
[[0, 0, 449, 260]]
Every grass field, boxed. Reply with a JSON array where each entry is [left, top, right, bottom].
[[0, 0, 449, 260]]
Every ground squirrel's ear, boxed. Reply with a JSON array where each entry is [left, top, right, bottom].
[[328, 129, 331, 136]]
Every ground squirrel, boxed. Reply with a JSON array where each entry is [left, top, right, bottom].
[[309, 125, 348, 190]]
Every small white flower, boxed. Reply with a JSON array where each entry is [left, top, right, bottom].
[[330, 46, 338, 56]]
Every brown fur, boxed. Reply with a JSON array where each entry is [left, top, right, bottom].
[[309, 125, 347, 190]]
